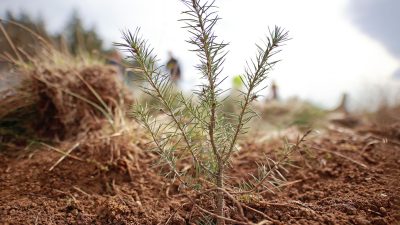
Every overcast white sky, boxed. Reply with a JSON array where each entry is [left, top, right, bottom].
[[1, 0, 399, 108]]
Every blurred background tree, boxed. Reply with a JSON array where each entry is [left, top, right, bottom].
[[0, 10, 107, 60], [61, 10, 104, 55]]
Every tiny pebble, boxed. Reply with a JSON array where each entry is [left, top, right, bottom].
[[379, 207, 387, 216]]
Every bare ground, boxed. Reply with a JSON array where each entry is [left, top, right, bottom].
[[0, 123, 399, 225]]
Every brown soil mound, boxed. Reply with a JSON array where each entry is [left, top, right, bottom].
[[1, 123, 399, 224], [1, 65, 132, 144], [31, 66, 131, 140]]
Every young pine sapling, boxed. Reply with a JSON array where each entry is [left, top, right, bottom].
[[117, 0, 289, 224]]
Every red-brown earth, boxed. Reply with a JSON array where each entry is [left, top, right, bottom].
[[0, 123, 399, 225]]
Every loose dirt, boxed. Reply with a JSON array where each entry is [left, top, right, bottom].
[[0, 123, 399, 224]]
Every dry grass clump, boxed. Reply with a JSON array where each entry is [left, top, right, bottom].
[[30, 65, 132, 140], [0, 21, 144, 186], [1, 39, 134, 139], [46, 126, 142, 175], [0, 45, 144, 190]]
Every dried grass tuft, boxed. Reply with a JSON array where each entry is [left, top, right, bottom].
[[30, 65, 132, 139], [0, 24, 134, 146], [0, 20, 143, 188]]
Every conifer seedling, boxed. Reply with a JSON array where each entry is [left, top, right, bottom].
[[117, 0, 289, 223]]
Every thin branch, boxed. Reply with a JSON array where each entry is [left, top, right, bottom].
[[49, 142, 80, 171]]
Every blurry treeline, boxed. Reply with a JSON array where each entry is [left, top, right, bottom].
[[0, 10, 107, 68]]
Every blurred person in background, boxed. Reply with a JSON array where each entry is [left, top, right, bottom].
[[166, 51, 181, 83], [269, 80, 279, 101]]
